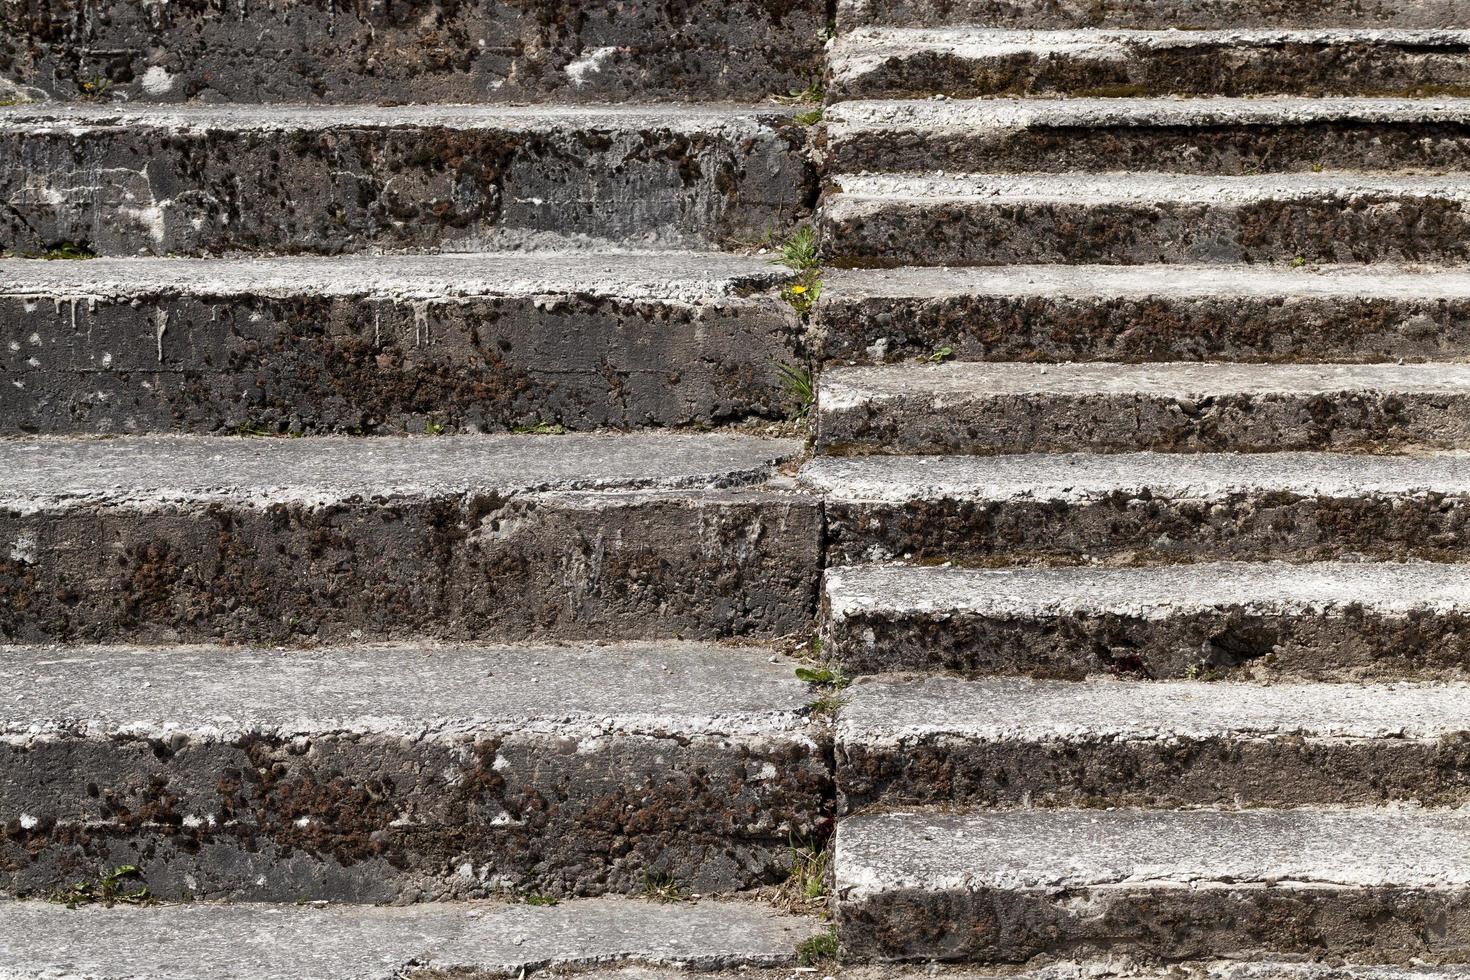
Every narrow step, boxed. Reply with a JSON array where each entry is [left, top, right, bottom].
[[0, 252, 801, 435], [0, 0, 825, 104], [798, 451, 1470, 564], [2, 642, 823, 900], [836, 0, 1470, 29], [828, 96, 1470, 174], [836, 808, 1470, 961], [0, 897, 822, 977], [815, 361, 1470, 455], [830, 28, 1470, 99], [0, 433, 817, 643], [0, 104, 812, 257], [837, 675, 1470, 808], [814, 264, 1470, 365], [823, 561, 1470, 678], [823, 171, 1470, 267]]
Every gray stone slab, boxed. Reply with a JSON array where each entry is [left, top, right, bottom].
[[836, 0, 1470, 29], [0, 104, 812, 257], [0, 435, 820, 643], [822, 560, 1470, 679], [0, 897, 821, 978], [837, 673, 1470, 808], [799, 451, 1470, 564], [1, 642, 825, 900], [836, 808, 1470, 961], [816, 361, 1470, 454], [813, 264, 1470, 364], [0, 252, 802, 434]]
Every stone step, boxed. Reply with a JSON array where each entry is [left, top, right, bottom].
[[0, 252, 801, 435], [829, 28, 1470, 99], [798, 451, 1470, 565], [822, 561, 1470, 679], [837, 674, 1470, 808], [0, 433, 817, 644], [828, 97, 1470, 174], [836, 807, 1470, 962], [822, 171, 1470, 267], [0, 104, 812, 258], [2, 641, 824, 901], [814, 263, 1470, 365], [836, 0, 1470, 29], [815, 361, 1470, 455], [0, 896, 822, 977], [0, 0, 825, 105]]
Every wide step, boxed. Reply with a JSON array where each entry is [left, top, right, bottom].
[[0, 433, 817, 643], [835, 0, 1470, 29], [836, 808, 1470, 961]]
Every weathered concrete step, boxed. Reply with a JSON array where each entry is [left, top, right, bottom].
[[836, 0, 1470, 29], [829, 28, 1470, 99], [823, 561, 1470, 679], [0, 433, 817, 643], [836, 807, 1470, 962], [0, 104, 812, 258], [2, 642, 824, 901], [828, 96, 1470, 174], [798, 451, 1470, 564], [0, 0, 825, 104], [823, 172, 1470, 267], [837, 675, 1470, 809], [0, 252, 801, 435], [0, 897, 822, 978], [816, 361, 1470, 455], [814, 263, 1470, 365]]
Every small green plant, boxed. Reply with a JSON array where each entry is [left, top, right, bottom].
[[513, 421, 566, 435], [41, 241, 96, 260], [782, 275, 821, 315], [797, 656, 850, 720], [1291, 255, 1307, 267], [794, 106, 824, 127], [523, 893, 559, 907], [778, 226, 820, 273], [774, 361, 815, 419], [788, 839, 830, 902], [424, 419, 446, 435], [233, 421, 275, 438], [642, 871, 687, 904], [921, 345, 955, 363], [774, 77, 825, 106], [796, 928, 838, 966], [76, 73, 111, 100], [51, 865, 154, 908]]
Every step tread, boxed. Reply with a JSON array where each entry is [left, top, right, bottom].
[[0, 897, 821, 978]]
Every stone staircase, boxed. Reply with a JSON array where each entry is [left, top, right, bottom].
[[6, 0, 1470, 976]]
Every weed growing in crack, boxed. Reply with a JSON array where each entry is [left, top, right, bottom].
[[51, 865, 154, 908], [642, 871, 687, 904], [796, 927, 839, 966], [774, 362, 815, 419], [41, 241, 96, 260]]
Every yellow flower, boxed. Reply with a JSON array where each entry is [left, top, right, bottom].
[[789, 284, 808, 295]]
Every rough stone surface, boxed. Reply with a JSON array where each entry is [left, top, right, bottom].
[[1, 642, 825, 900], [813, 264, 1470, 364], [816, 361, 1470, 454], [824, 172, 1470, 267], [0, 0, 826, 104], [800, 451, 1470, 564], [0, 434, 820, 643], [837, 674, 1470, 809], [830, 29, 1470, 99], [823, 561, 1470, 679], [0, 252, 802, 434], [0, 898, 822, 978], [836, 0, 1470, 29], [0, 104, 813, 257], [837, 808, 1470, 962]]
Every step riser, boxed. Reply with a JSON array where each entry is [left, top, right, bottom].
[[1, 291, 800, 434], [832, 45, 1470, 100], [0, 0, 826, 104], [836, 0, 1470, 29], [831, 121, 1470, 175], [3, 731, 826, 901], [1, 492, 820, 643], [822, 195, 1470, 267], [2, 117, 811, 257], [817, 390, 1470, 455]]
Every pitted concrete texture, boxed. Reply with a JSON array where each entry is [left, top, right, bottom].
[[835, 0, 1470, 28], [814, 263, 1470, 363], [1, 643, 825, 899], [822, 560, 1470, 679], [836, 808, 1470, 961], [799, 452, 1470, 563], [0, 0, 825, 104], [836, 674, 1470, 808], [0, 898, 822, 978], [0, 104, 812, 257], [823, 172, 1470, 266], [0, 435, 820, 643], [830, 36, 1470, 98], [0, 252, 801, 433], [816, 361, 1470, 454]]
